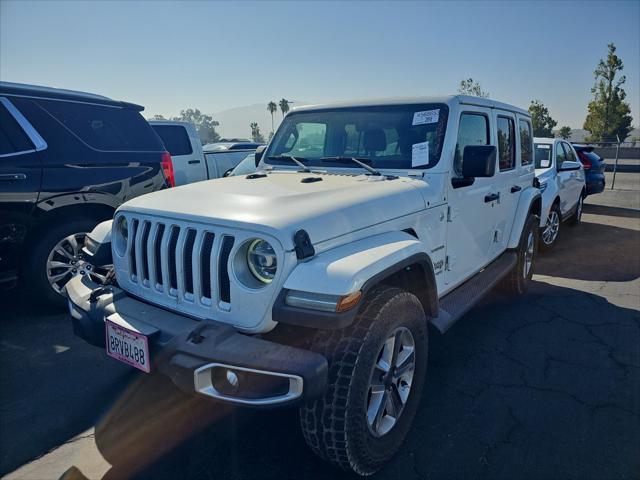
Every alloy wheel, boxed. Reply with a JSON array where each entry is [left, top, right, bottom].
[[524, 230, 535, 278], [366, 326, 416, 437], [46, 232, 111, 295], [542, 210, 560, 245]]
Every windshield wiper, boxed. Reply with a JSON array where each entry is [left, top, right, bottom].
[[267, 155, 310, 172], [319, 156, 382, 176]]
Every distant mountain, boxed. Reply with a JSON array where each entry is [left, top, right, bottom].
[[214, 101, 312, 140], [552, 127, 640, 143]]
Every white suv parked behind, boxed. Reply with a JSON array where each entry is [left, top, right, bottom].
[[534, 138, 586, 250], [68, 96, 542, 475]]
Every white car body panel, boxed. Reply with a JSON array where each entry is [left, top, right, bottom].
[[534, 138, 585, 227], [113, 96, 539, 333]]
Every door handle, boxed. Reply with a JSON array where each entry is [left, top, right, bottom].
[[0, 173, 27, 181], [511, 185, 522, 193], [484, 192, 500, 203], [188, 160, 201, 164]]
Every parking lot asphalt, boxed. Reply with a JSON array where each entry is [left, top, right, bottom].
[[1, 171, 638, 480]]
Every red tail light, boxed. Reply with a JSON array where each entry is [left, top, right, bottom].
[[577, 151, 592, 170], [161, 152, 175, 187]]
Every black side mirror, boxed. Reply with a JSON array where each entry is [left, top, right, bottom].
[[255, 145, 266, 163], [462, 145, 496, 178]]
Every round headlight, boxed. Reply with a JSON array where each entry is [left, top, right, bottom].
[[114, 216, 128, 256], [246, 239, 277, 284]]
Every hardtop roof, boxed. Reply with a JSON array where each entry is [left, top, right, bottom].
[[0, 81, 144, 111], [290, 95, 530, 117]]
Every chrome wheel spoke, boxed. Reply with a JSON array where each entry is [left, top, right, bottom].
[[54, 245, 74, 260], [48, 260, 71, 269], [48, 270, 71, 284], [366, 326, 416, 437]]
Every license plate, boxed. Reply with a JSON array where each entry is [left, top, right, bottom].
[[105, 320, 150, 373]]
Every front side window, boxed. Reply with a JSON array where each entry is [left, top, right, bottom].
[[0, 103, 33, 155], [535, 143, 552, 168], [497, 116, 515, 171], [562, 142, 577, 163], [265, 104, 449, 170], [454, 113, 490, 176], [519, 119, 533, 165], [556, 142, 567, 170]]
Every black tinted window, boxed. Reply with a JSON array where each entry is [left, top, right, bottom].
[[535, 144, 552, 168], [455, 113, 489, 175], [36, 99, 162, 151], [519, 119, 533, 165], [151, 125, 193, 156], [497, 116, 515, 171], [0, 103, 34, 155]]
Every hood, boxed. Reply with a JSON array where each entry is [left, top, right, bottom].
[[119, 171, 427, 250]]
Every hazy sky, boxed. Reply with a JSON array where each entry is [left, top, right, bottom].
[[1, 0, 638, 129]]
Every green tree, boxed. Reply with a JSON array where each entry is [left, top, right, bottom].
[[583, 43, 633, 142], [279, 98, 290, 117], [171, 108, 220, 144], [528, 100, 557, 137], [267, 101, 278, 134], [250, 122, 265, 143], [557, 126, 572, 139], [457, 78, 489, 98]]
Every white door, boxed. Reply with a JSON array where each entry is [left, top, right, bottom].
[[489, 112, 519, 259], [444, 108, 498, 288], [555, 141, 574, 215], [561, 142, 585, 207]]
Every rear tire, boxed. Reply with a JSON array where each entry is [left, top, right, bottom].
[[568, 194, 584, 227], [500, 214, 538, 295], [299, 285, 428, 476]]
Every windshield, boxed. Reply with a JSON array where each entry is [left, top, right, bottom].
[[229, 154, 257, 176], [535, 143, 553, 169], [265, 103, 448, 170]]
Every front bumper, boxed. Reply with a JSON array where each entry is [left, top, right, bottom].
[[67, 276, 328, 407]]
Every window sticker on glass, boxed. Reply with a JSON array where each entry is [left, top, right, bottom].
[[412, 109, 439, 126], [537, 144, 550, 149], [411, 141, 429, 167]]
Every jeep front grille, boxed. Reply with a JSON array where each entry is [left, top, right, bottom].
[[126, 218, 235, 306]]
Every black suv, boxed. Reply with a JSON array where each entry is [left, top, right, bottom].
[[0, 82, 172, 306]]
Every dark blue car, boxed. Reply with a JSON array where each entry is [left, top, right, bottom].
[[573, 145, 606, 195]]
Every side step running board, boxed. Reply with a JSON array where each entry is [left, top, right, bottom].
[[432, 251, 518, 334]]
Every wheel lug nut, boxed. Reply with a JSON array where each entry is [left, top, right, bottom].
[[72, 269, 77, 274]]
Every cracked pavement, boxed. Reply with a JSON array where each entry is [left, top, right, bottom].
[[1, 171, 638, 480]]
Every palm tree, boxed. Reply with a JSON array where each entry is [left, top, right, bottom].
[[267, 101, 277, 134], [279, 98, 290, 118]]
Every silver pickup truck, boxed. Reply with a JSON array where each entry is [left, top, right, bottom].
[[149, 120, 263, 185]]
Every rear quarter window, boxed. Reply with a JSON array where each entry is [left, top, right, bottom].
[[151, 125, 193, 156], [35, 99, 162, 152]]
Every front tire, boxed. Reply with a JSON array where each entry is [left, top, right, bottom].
[[500, 214, 538, 295], [540, 203, 561, 251], [299, 286, 428, 476]]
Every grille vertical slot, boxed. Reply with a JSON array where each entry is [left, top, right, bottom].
[[219, 236, 235, 304], [129, 219, 139, 278], [140, 221, 151, 282], [154, 224, 165, 287], [200, 233, 215, 299], [168, 226, 180, 291], [183, 229, 197, 295]]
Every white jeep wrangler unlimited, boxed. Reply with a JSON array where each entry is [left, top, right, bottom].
[[68, 96, 541, 475]]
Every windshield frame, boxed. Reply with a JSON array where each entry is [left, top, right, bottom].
[[263, 103, 449, 171]]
